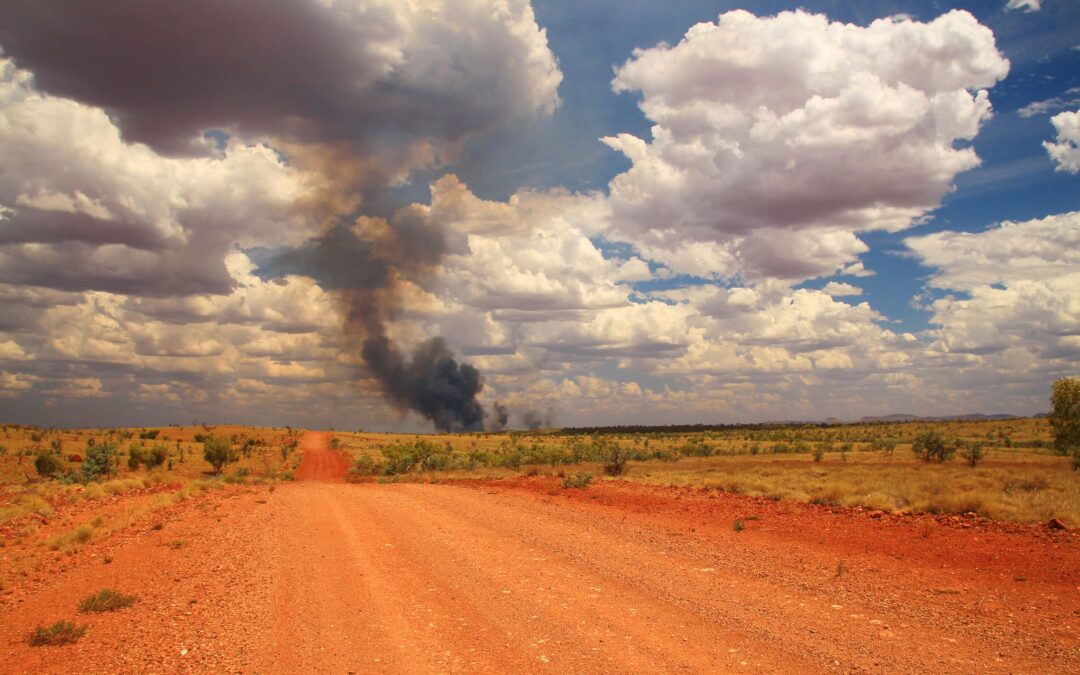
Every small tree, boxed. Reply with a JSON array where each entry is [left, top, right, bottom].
[[1049, 376, 1080, 470], [912, 430, 954, 463], [958, 441, 985, 468], [203, 436, 236, 475], [34, 452, 63, 478], [81, 442, 118, 481], [603, 442, 630, 476]]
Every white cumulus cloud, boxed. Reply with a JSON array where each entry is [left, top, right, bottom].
[[602, 9, 1009, 282], [1044, 109, 1080, 173], [1005, 0, 1042, 13]]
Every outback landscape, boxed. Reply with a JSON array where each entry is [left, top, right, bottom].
[[0, 417, 1077, 672], [2, 0, 1080, 672]]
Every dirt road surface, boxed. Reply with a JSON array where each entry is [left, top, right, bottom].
[[1, 431, 1076, 673], [293, 432, 350, 482]]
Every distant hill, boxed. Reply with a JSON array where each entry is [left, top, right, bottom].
[[857, 413, 1018, 423]]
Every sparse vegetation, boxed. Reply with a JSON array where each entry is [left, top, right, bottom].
[[911, 430, 954, 463], [1049, 376, 1080, 470], [203, 436, 237, 475], [561, 472, 593, 489], [34, 452, 63, 478], [603, 441, 631, 476], [959, 441, 986, 468], [78, 589, 137, 613], [27, 620, 86, 646]]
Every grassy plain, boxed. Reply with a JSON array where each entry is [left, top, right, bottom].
[[0, 417, 1075, 543], [334, 417, 1078, 526]]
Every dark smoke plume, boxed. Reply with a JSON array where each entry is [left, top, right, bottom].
[[522, 408, 554, 430], [267, 218, 488, 433], [0, 0, 558, 433], [488, 402, 509, 432], [362, 335, 485, 432]]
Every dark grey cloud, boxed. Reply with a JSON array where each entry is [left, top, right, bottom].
[[0, 0, 559, 155], [0, 240, 233, 297]]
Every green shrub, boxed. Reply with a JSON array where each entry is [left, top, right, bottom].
[[80, 442, 118, 482], [34, 452, 63, 478], [959, 441, 985, 468], [348, 455, 386, 479], [127, 446, 144, 470], [78, 589, 136, 613], [203, 436, 236, 475], [1050, 377, 1080, 470], [381, 440, 450, 475], [28, 620, 86, 646], [603, 443, 630, 476], [912, 431, 954, 463], [561, 472, 594, 489]]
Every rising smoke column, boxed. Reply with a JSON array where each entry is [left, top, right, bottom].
[[268, 214, 489, 432], [0, 0, 561, 432], [489, 402, 510, 432]]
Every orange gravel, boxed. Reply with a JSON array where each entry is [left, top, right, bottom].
[[1, 432, 1077, 673]]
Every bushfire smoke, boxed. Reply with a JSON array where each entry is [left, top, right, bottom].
[[0, 0, 562, 432], [269, 218, 489, 432]]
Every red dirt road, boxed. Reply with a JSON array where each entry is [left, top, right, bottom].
[[1, 432, 1077, 673], [293, 432, 349, 482]]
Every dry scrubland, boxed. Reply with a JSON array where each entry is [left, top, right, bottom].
[[0, 424, 302, 575], [334, 417, 1078, 527], [0, 417, 1075, 555], [0, 423, 1076, 672]]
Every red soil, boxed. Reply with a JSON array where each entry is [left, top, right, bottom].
[[0, 432, 1075, 673]]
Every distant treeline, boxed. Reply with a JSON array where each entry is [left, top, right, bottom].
[[553, 422, 826, 436]]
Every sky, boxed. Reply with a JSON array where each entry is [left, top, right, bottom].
[[0, 0, 1078, 431]]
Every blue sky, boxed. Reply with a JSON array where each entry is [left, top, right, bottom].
[[0, 0, 1078, 429], [401, 0, 1080, 333]]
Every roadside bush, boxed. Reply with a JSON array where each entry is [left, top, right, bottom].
[[911, 430, 954, 463], [679, 439, 713, 457], [127, 444, 145, 470], [958, 441, 986, 468], [1049, 377, 1080, 470], [561, 472, 593, 489], [130, 443, 169, 470], [382, 440, 445, 474], [203, 436, 237, 475], [78, 589, 136, 613], [27, 620, 86, 646], [34, 452, 63, 478], [603, 443, 630, 476], [347, 455, 386, 481], [80, 442, 118, 482]]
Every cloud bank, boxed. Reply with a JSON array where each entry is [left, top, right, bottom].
[[0, 4, 1074, 429]]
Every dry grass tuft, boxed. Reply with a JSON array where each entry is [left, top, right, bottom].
[[27, 620, 86, 646], [78, 588, 137, 613]]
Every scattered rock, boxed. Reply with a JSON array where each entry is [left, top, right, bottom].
[[1047, 518, 1068, 531]]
